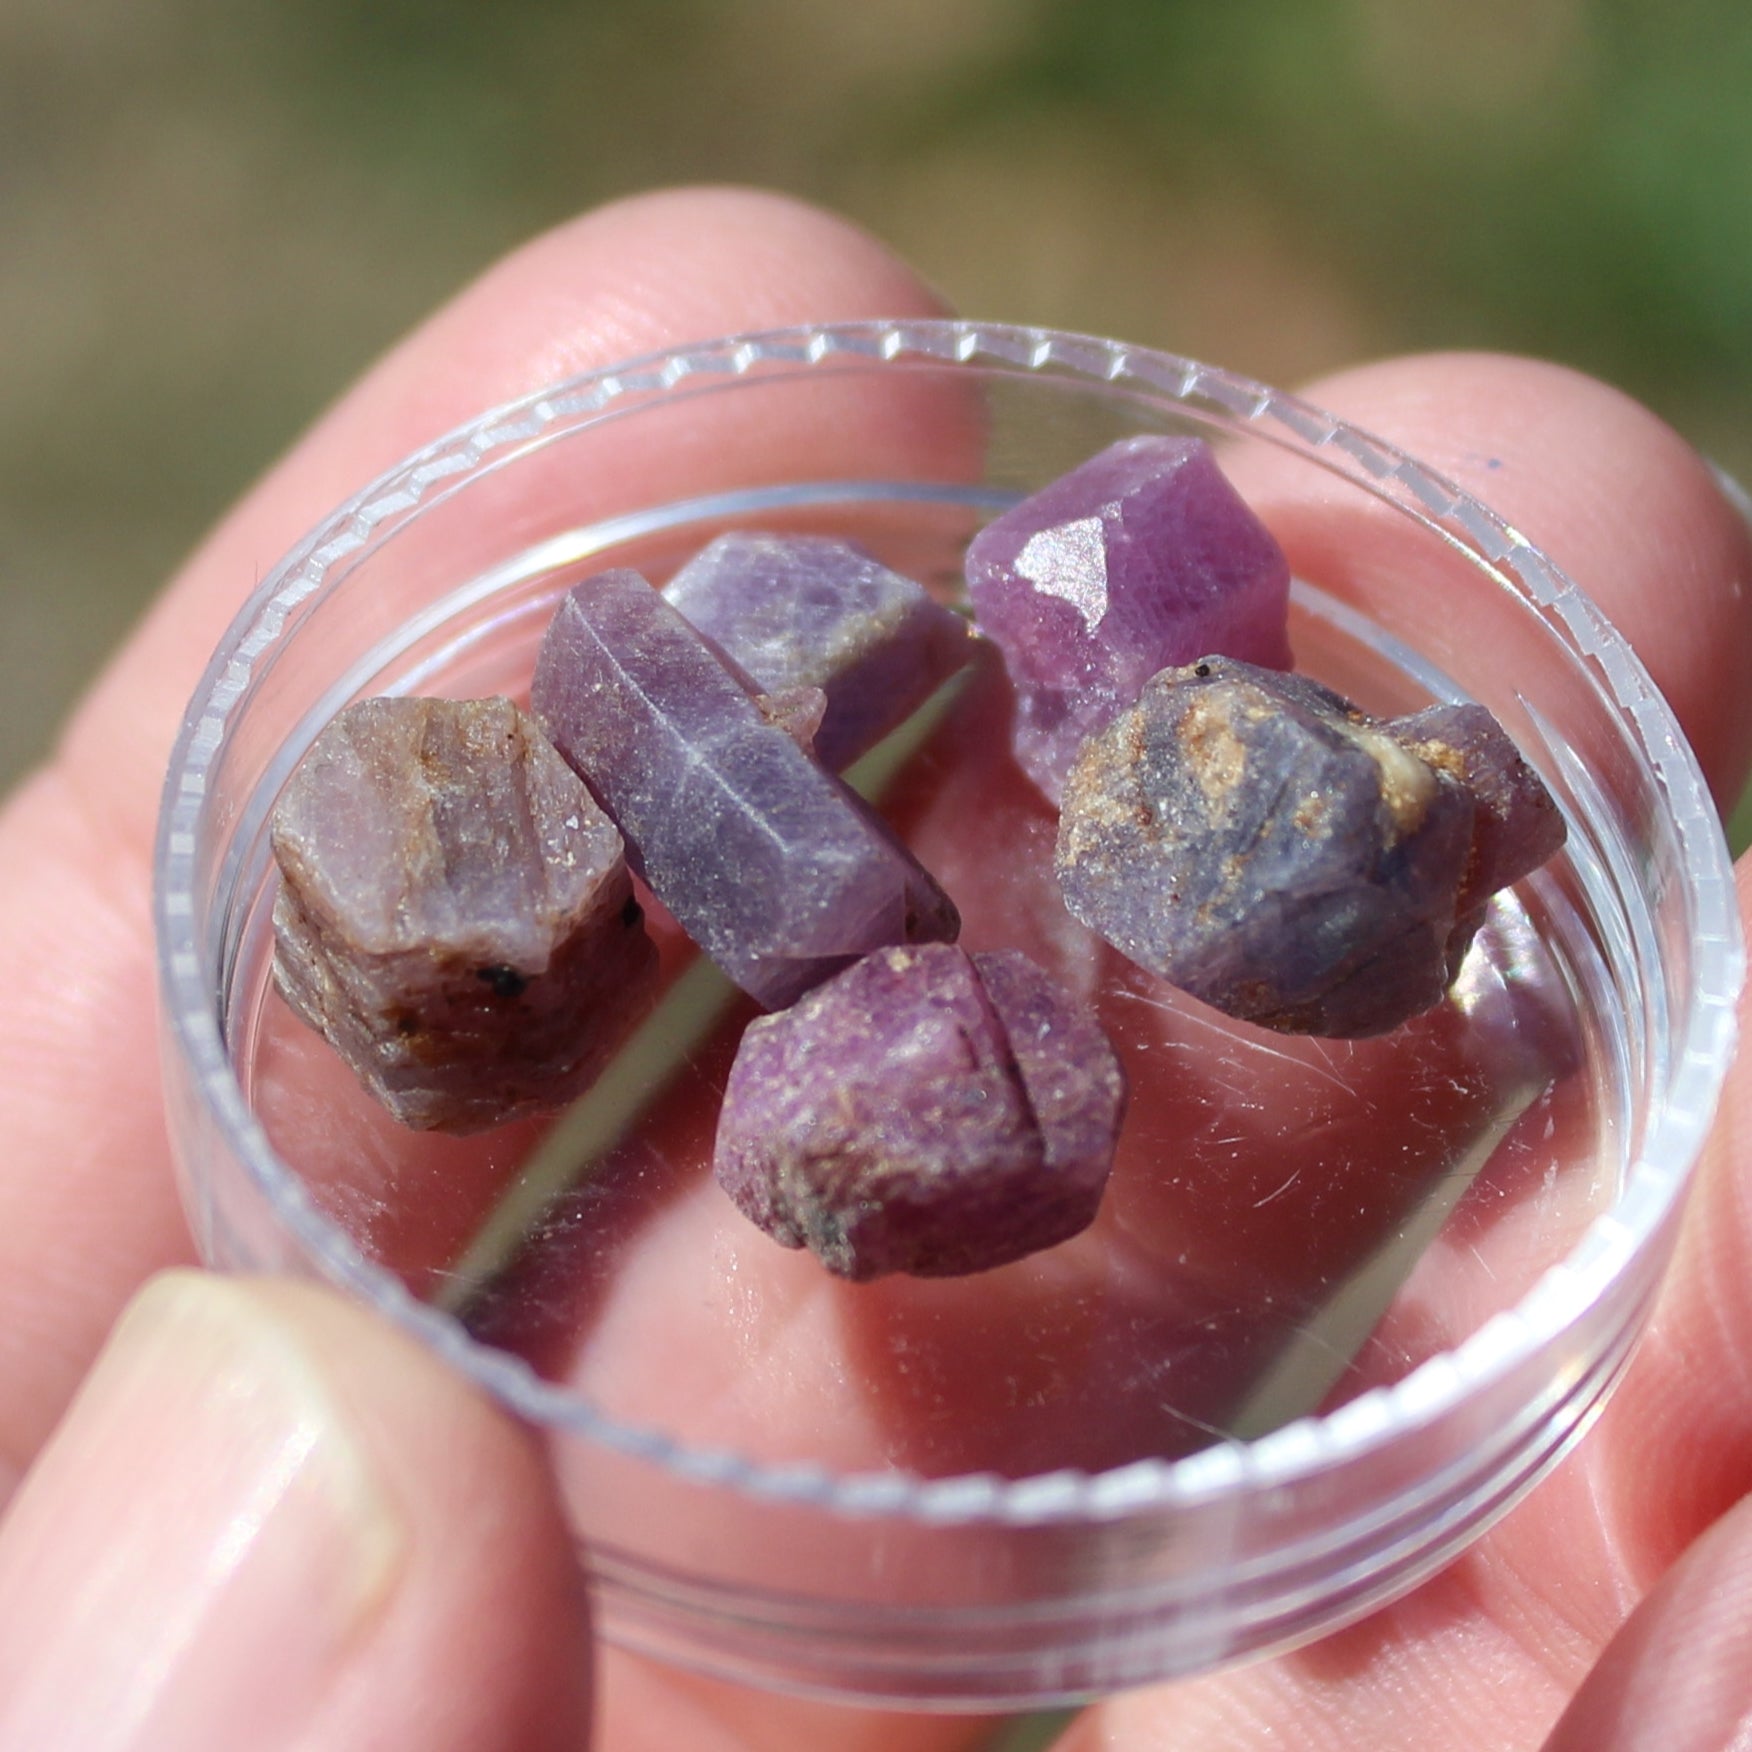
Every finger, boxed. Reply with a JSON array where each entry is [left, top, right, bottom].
[[0, 1270, 591, 1752], [1539, 1490, 1752, 1752], [0, 187, 949, 1488], [1592, 851, 1752, 1578], [1044, 358, 1752, 1750], [1293, 351, 1752, 807], [67, 184, 955, 860], [593, 1647, 999, 1752]]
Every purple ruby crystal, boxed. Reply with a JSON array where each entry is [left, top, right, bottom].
[[663, 533, 972, 770], [1390, 702, 1568, 925], [1054, 658, 1565, 1037], [713, 943, 1126, 1280], [532, 568, 959, 1010], [270, 695, 658, 1132], [965, 436, 1293, 802]]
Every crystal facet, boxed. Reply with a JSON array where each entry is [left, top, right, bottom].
[[532, 568, 959, 1010], [1390, 702, 1568, 924], [1054, 658, 1565, 1037], [965, 436, 1293, 801], [270, 695, 658, 1131], [713, 943, 1126, 1279], [663, 532, 972, 771]]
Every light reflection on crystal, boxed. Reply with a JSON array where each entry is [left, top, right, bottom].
[[1014, 514, 1110, 632]]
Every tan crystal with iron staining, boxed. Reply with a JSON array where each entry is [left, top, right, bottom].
[[270, 695, 658, 1132]]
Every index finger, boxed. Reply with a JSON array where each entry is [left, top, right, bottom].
[[0, 187, 952, 1488]]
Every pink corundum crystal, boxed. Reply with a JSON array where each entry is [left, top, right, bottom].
[[713, 943, 1127, 1280], [663, 533, 972, 771], [965, 436, 1293, 802], [532, 568, 959, 1010]]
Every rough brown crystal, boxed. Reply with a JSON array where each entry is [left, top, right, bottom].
[[713, 943, 1126, 1280], [270, 695, 658, 1131], [1054, 659, 1566, 1037]]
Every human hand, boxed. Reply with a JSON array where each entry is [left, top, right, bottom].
[[0, 187, 1747, 1751]]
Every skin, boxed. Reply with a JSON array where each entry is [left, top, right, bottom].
[[0, 187, 1749, 1749]]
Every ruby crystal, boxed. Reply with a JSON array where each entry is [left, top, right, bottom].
[[1055, 659, 1566, 1037], [532, 568, 959, 1010], [663, 532, 972, 770], [965, 436, 1293, 801], [270, 696, 658, 1131], [1391, 702, 1568, 923], [713, 943, 1126, 1279]]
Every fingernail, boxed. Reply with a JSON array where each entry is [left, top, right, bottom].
[[0, 1271, 407, 1752]]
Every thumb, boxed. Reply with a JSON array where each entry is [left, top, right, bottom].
[[0, 1270, 592, 1751]]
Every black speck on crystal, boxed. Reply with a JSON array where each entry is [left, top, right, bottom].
[[476, 964, 529, 999]]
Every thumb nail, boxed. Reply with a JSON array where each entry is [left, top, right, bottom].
[[0, 1269, 407, 1752]]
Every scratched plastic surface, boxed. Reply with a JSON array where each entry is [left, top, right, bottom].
[[232, 506, 1605, 1485]]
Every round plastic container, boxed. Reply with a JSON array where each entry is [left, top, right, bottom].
[[154, 321, 1741, 1709]]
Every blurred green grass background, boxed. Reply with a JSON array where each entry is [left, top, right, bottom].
[[4, 0, 1750, 811]]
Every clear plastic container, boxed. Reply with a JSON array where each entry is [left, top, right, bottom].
[[153, 321, 1742, 1709]]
